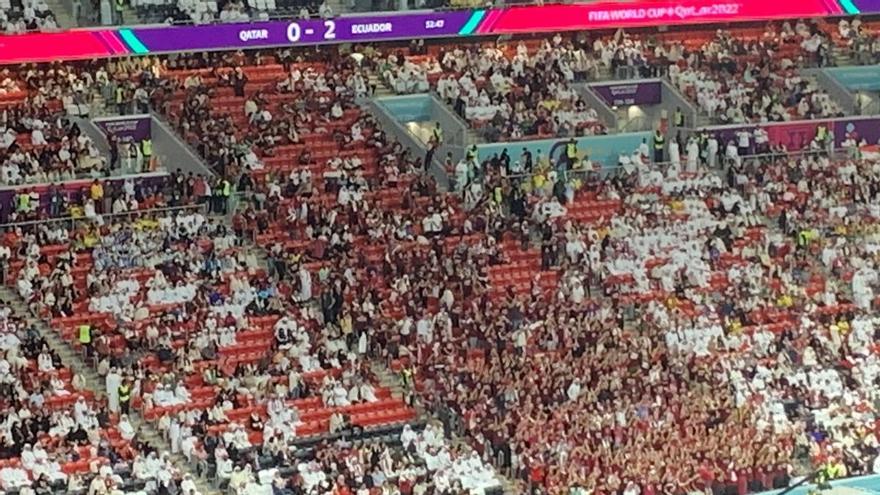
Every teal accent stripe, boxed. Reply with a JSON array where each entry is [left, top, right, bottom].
[[839, 0, 860, 14], [459, 10, 485, 35], [119, 29, 149, 54]]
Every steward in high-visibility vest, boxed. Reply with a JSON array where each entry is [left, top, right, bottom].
[[816, 125, 828, 144], [141, 139, 153, 172], [78, 324, 91, 344], [653, 130, 665, 163], [673, 107, 684, 127], [79, 323, 93, 357], [141, 138, 152, 159], [115, 0, 125, 24], [118, 382, 132, 414], [565, 139, 577, 164], [465, 145, 477, 163], [16, 192, 29, 212], [401, 367, 414, 389], [115, 85, 126, 114]]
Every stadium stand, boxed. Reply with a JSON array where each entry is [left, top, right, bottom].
[[129, 0, 326, 24], [4, 13, 880, 495], [379, 36, 607, 141], [377, 20, 880, 134], [0, 0, 57, 32]]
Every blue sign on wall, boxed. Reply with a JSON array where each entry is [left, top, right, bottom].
[[476, 132, 651, 169], [827, 66, 880, 91], [376, 95, 434, 123], [756, 473, 880, 495]]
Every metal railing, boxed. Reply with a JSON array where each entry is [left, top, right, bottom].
[[466, 144, 854, 193], [0, 202, 210, 232]]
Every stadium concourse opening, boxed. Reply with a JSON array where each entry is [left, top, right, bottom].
[[2, 5, 880, 495]]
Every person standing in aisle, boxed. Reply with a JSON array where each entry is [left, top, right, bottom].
[[78, 322, 93, 358], [118, 378, 132, 415], [140, 137, 152, 172], [653, 128, 665, 163], [114, 0, 124, 24]]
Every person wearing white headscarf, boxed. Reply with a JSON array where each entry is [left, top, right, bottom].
[[119, 414, 136, 441]]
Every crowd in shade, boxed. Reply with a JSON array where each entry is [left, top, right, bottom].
[[0, 0, 57, 32], [379, 35, 605, 141], [130, 0, 332, 25], [379, 19, 880, 132], [165, 51, 373, 181]]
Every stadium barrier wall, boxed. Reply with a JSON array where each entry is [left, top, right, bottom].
[[573, 82, 619, 131], [826, 65, 880, 91], [0, 172, 169, 223], [661, 78, 699, 132], [368, 96, 453, 190], [805, 67, 858, 115], [755, 473, 880, 495], [475, 131, 652, 169], [701, 115, 880, 151]]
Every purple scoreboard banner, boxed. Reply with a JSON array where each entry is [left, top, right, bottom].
[[129, 12, 474, 52], [591, 81, 662, 107], [94, 115, 152, 143]]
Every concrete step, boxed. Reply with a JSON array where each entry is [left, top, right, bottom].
[[326, 0, 350, 15], [467, 128, 483, 145], [0, 286, 223, 495], [45, 0, 76, 27], [368, 74, 394, 98], [118, 6, 139, 25]]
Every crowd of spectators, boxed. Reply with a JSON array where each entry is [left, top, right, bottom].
[[5, 16, 880, 495], [395, 130, 880, 494], [380, 35, 605, 141], [0, 57, 179, 186], [377, 19, 880, 131], [0, 131, 509, 495], [130, 0, 330, 24], [1, 19, 875, 185], [158, 50, 373, 181], [664, 23, 844, 124], [835, 18, 880, 65], [0, 0, 57, 33], [0, 288, 187, 493]]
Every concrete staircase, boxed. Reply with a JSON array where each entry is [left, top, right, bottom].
[[45, 0, 76, 27], [695, 113, 712, 128], [325, 0, 350, 15], [86, 92, 109, 117], [0, 287, 222, 495], [369, 73, 394, 98], [117, 2, 140, 25], [466, 127, 483, 145]]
